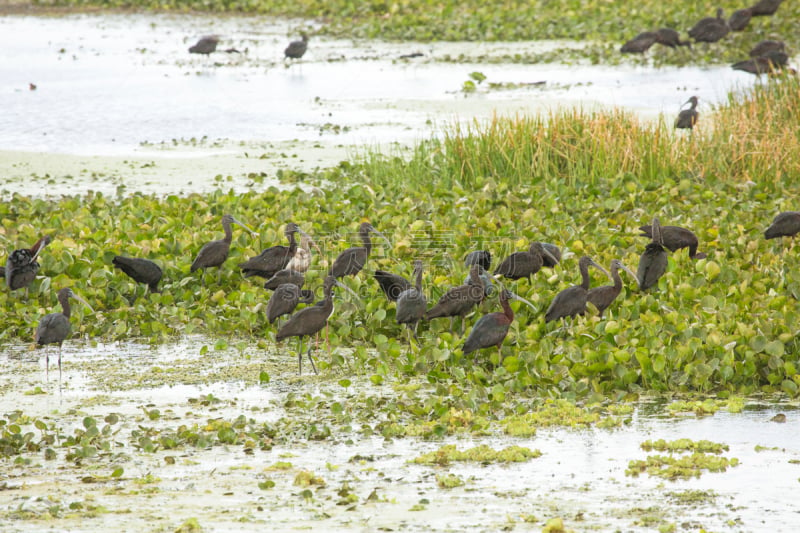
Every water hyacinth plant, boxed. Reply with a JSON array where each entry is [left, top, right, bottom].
[[2, 77, 800, 401]]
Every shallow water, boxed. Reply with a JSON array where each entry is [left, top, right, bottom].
[[1, 338, 798, 531], [0, 13, 774, 196], [0, 13, 763, 157]]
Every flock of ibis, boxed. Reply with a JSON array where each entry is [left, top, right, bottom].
[[4, 210, 800, 377], [621, 0, 792, 130], [621, 0, 789, 78]]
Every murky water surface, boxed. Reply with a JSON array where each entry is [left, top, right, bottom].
[[1, 13, 762, 156], [1, 338, 798, 532]]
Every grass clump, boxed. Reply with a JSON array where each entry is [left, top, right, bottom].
[[626, 452, 739, 480], [641, 438, 729, 454], [501, 399, 622, 436], [411, 444, 541, 466]]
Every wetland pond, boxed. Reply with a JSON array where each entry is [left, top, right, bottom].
[[0, 12, 766, 196], [2, 10, 799, 533], [1, 338, 799, 532]]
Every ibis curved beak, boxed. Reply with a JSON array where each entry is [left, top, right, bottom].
[[541, 248, 558, 266], [508, 291, 537, 311], [588, 259, 610, 279], [232, 217, 258, 237], [70, 292, 94, 314], [333, 279, 362, 302], [370, 228, 391, 248], [620, 264, 638, 281]]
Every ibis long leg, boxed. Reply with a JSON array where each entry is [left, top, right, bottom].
[[307, 342, 318, 375], [297, 337, 303, 375]]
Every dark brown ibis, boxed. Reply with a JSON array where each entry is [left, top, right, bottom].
[[286, 233, 317, 273], [541, 243, 562, 268], [733, 51, 789, 75], [688, 8, 730, 43], [284, 35, 309, 60], [464, 250, 494, 297], [464, 266, 496, 298], [192, 214, 256, 283], [750, 0, 783, 16], [765, 211, 800, 239], [638, 224, 707, 259], [545, 256, 609, 322], [239, 222, 310, 279], [6, 235, 51, 293], [189, 35, 219, 55], [264, 269, 305, 291], [620, 31, 658, 54], [112, 256, 163, 296], [463, 289, 525, 356], [655, 28, 691, 48], [586, 260, 637, 317], [267, 283, 314, 325], [728, 8, 753, 31], [637, 218, 668, 291], [276, 275, 341, 375], [675, 96, 699, 130], [426, 265, 489, 334], [374, 270, 412, 302], [396, 260, 427, 338], [464, 250, 492, 271], [750, 40, 785, 58], [35, 287, 93, 377], [494, 242, 558, 281], [329, 222, 390, 280]]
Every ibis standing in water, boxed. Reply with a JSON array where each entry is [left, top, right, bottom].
[[263, 268, 305, 291], [620, 31, 659, 54], [765, 211, 800, 240], [749, 40, 784, 58], [728, 8, 753, 31], [638, 224, 706, 259], [240, 223, 310, 279], [286, 233, 318, 273], [112, 256, 163, 297], [35, 288, 93, 378], [374, 270, 412, 302], [655, 28, 691, 48], [464, 250, 491, 271], [750, 0, 783, 17], [426, 265, 485, 334], [464, 250, 495, 297], [545, 256, 609, 322], [395, 260, 426, 339], [191, 214, 256, 284], [284, 35, 309, 60], [276, 276, 340, 375], [267, 283, 315, 325], [733, 51, 789, 75], [688, 9, 730, 43], [494, 241, 558, 281], [189, 35, 219, 55], [6, 235, 51, 294], [675, 96, 699, 129], [463, 289, 535, 357], [586, 260, 637, 317], [637, 218, 668, 290], [329, 222, 390, 281]]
